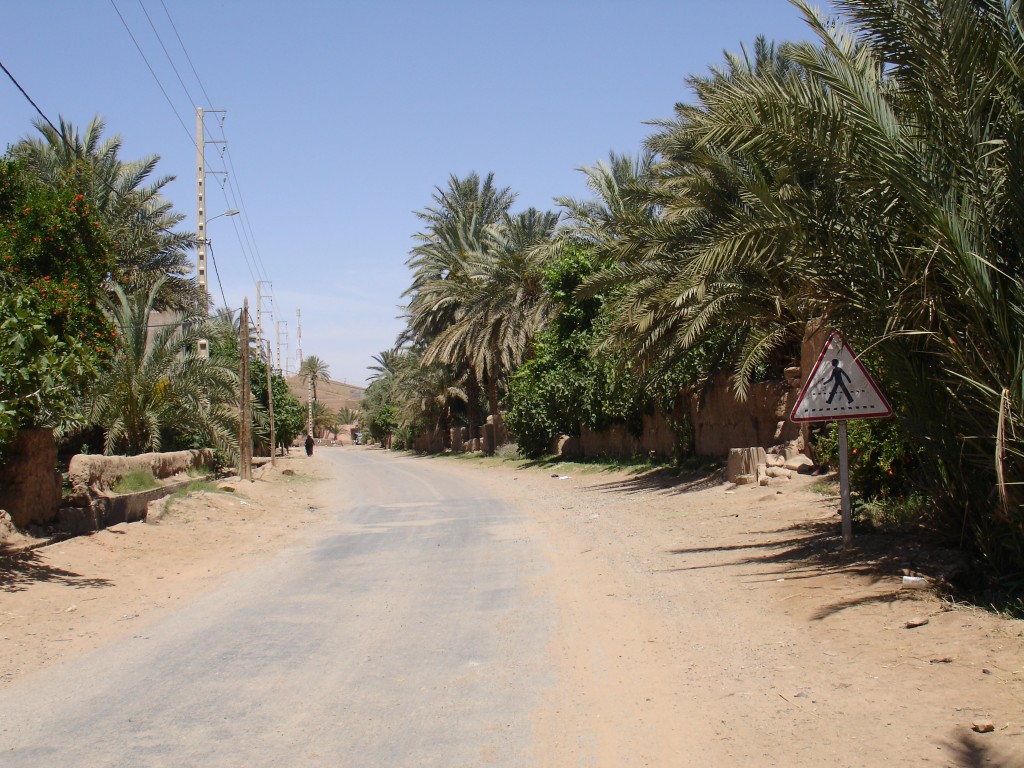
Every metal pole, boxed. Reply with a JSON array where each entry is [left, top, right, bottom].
[[837, 420, 853, 548]]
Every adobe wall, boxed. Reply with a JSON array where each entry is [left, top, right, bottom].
[[66, 449, 213, 506], [691, 374, 802, 458], [411, 430, 445, 453], [579, 412, 677, 459], [0, 428, 62, 529]]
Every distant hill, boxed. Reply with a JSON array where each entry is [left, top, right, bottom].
[[286, 376, 364, 413]]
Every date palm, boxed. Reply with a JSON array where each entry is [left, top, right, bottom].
[[12, 116, 201, 311], [86, 277, 238, 457], [404, 173, 516, 439], [299, 355, 331, 403], [595, 1, 1024, 565], [425, 207, 559, 447]]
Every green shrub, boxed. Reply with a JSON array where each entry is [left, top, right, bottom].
[[495, 442, 520, 460], [854, 493, 928, 533], [112, 469, 160, 494], [814, 419, 917, 501]]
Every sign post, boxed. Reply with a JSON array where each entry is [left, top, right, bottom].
[[791, 331, 891, 549]]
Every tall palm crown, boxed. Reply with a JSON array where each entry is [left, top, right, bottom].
[[299, 355, 331, 402], [12, 116, 201, 311], [87, 278, 238, 457]]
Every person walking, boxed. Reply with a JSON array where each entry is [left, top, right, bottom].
[[304, 434, 314, 456]]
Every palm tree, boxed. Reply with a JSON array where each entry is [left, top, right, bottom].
[[311, 400, 337, 438], [367, 349, 400, 383], [12, 116, 201, 311], [299, 355, 331, 403], [404, 173, 517, 441], [553, 150, 657, 262], [86, 277, 238, 457], [593, 2, 1024, 568], [584, 39, 813, 395], [425, 207, 560, 447]]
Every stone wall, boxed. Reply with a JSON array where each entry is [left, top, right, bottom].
[[0, 428, 62, 529]]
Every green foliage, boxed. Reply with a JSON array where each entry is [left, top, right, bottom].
[[311, 400, 337, 438], [12, 116, 202, 312], [853, 495, 929, 535], [359, 376, 398, 447], [112, 468, 159, 493], [814, 419, 919, 502], [0, 158, 114, 456], [504, 246, 659, 457], [87, 280, 238, 458], [250, 357, 305, 451]]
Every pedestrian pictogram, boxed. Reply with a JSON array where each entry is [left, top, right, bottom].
[[791, 331, 892, 422]]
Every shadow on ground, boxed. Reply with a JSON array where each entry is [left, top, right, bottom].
[[941, 732, 1018, 767], [660, 516, 967, 621], [583, 466, 726, 496], [0, 547, 113, 593]]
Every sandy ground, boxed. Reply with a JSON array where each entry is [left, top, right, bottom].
[[1, 448, 1022, 766]]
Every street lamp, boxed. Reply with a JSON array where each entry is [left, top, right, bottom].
[[196, 208, 240, 358], [208, 208, 240, 223]]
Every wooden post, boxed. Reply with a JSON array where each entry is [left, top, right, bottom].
[[239, 299, 252, 481], [265, 340, 276, 467], [837, 420, 852, 548]]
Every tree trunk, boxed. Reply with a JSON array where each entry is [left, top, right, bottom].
[[486, 361, 505, 454], [466, 364, 481, 444]]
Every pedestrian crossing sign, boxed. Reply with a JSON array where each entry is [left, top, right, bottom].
[[790, 331, 892, 422]]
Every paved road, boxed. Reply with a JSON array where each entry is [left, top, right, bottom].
[[0, 450, 555, 767]]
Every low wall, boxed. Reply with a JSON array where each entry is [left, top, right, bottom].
[[66, 449, 213, 506], [56, 479, 195, 535]]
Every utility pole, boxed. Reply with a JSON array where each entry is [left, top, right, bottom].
[[196, 108, 208, 357], [295, 308, 312, 436], [239, 298, 253, 481], [195, 107, 226, 357], [255, 281, 272, 360], [276, 320, 287, 376], [265, 340, 276, 467], [308, 377, 314, 438]]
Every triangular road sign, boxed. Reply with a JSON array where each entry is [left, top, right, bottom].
[[791, 331, 892, 422]]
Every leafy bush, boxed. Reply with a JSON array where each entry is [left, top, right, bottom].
[[112, 469, 160, 494], [814, 419, 918, 501]]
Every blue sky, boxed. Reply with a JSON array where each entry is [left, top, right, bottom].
[[1, 1, 826, 385]]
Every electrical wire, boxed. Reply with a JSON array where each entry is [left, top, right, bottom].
[[108, 0, 195, 147], [159, 0, 214, 107], [0, 58, 58, 134], [136, 0, 198, 109], [113, 0, 285, 326], [207, 239, 231, 311]]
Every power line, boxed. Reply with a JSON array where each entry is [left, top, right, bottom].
[[159, 0, 215, 107], [207, 239, 231, 310], [110, 1, 284, 324], [136, 0, 199, 109], [0, 58, 58, 134], [108, 0, 195, 146]]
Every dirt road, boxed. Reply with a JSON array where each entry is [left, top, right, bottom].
[[1, 448, 1021, 766]]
